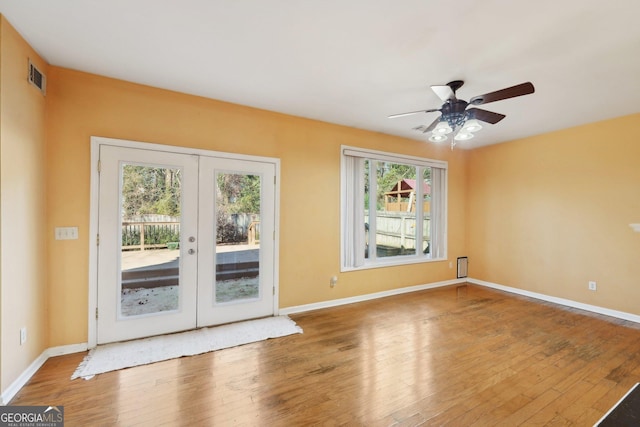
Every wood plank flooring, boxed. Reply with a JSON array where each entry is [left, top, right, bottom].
[[10, 284, 640, 425]]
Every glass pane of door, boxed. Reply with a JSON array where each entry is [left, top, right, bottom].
[[214, 172, 261, 304], [120, 164, 182, 317]]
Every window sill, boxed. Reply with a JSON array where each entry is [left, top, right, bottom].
[[341, 255, 447, 273]]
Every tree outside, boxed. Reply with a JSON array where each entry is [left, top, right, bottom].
[[216, 173, 261, 244], [122, 165, 182, 219]]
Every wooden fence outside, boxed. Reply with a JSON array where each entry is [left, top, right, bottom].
[[122, 214, 261, 250], [122, 221, 180, 251], [367, 211, 431, 253]]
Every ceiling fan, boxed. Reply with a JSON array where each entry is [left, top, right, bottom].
[[389, 80, 535, 147]]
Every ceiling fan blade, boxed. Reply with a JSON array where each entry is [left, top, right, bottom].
[[388, 108, 440, 119], [467, 108, 506, 124], [431, 85, 456, 102], [413, 116, 442, 133], [469, 82, 535, 106]]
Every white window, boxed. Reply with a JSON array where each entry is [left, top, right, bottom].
[[341, 146, 447, 271]]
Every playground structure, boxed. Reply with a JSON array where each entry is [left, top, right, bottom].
[[384, 179, 431, 213]]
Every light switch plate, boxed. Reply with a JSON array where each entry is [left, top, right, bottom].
[[55, 227, 78, 240]]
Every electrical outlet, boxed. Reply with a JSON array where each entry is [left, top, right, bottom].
[[330, 276, 338, 288], [20, 327, 27, 345], [588, 281, 597, 291]]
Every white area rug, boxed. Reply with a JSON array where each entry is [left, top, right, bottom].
[[71, 316, 302, 380]]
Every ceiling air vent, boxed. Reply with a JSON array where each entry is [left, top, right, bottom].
[[28, 59, 46, 95]]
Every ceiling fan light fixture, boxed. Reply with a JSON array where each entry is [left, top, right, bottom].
[[454, 131, 474, 141], [462, 119, 482, 132], [390, 80, 535, 149], [429, 134, 448, 143], [432, 121, 453, 135]]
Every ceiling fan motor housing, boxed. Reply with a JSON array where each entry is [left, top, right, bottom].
[[441, 99, 469, 129]]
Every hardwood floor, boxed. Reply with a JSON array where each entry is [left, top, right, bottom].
[[10, 284, 640, 425]]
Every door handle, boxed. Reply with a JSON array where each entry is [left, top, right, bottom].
[[189, 236, 196, 242], [188, 248, 196, 255]]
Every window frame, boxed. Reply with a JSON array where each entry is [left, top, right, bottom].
[[340, 145, 448, 272]]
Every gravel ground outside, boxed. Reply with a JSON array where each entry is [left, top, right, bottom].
[[121, 277, 259, 316]]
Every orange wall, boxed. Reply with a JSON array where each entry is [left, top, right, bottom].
[[467, 114, 640, 314], [45, 67, 468, 347], [0, 17, 48, 392]]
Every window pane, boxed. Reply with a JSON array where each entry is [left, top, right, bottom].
[[375, 161, 417, 258], [364, 160, 371, 259], [422, 167, 431, 255]]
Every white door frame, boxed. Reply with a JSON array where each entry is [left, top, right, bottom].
[[88, 136, 281, 348]]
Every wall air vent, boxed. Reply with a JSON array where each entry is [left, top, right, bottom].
[[457, 256, 468, 278], [28, 59, 46, 95]]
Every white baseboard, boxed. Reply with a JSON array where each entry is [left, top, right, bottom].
[[280, 278, 466, 315], [1, 343, 87, 405], [468, 278, 640, 324], [280, 276, 640, 324], [45, 343, 88, 358], [1, 352, 48, 406]]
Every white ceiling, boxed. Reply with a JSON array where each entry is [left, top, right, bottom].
[[1, 0, 639, 148]]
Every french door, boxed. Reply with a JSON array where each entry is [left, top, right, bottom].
[[96, 145, 276, 344]]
